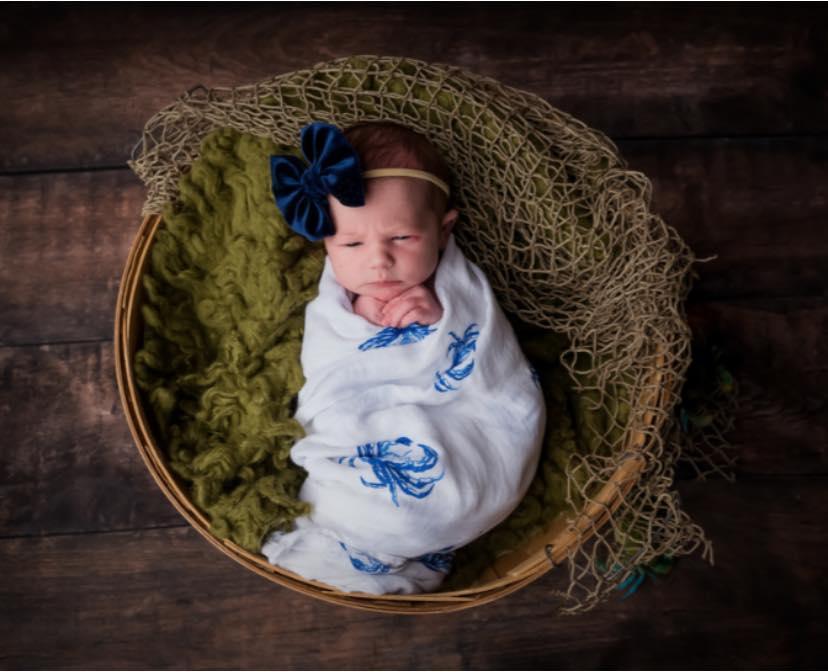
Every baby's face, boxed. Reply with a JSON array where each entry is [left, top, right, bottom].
[[324, 177, 457, 302]]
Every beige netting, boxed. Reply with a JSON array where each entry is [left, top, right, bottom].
[[128, 55, 725, 614]]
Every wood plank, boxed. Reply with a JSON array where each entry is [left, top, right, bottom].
[[688, 298, 827, 399], [684, 299, 827, 477], [1, 477, 824, 668], [0, 342, 182, 537], [1, 137, 825, 346], [620, 136, 828, 301], [1, 5, 826, 171], [1, 318, 824, 538], [0, 169, 142, 346]]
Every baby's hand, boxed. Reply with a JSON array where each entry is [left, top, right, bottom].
[[352, 294, 387, 326], [380, 285, 443, 328]]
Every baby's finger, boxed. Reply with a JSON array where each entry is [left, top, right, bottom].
[[380, 295, 405, 316], [380, 297, 400, 317], [379, 301, 404, 327], [397, 307, 428, 328], [383, 298, 419, 327], [377, 303, 399, 326]]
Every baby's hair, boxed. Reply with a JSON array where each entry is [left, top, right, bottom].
[[342, 121, 455, 216]]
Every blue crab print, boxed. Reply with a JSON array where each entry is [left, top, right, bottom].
[[434, 323, 480, 392], [338, 542, 392, 575], [358, 322, 436, 351], [417, 547, 455, 574], [338, 436, 445, 507]]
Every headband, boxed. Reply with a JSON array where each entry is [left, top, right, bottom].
[[362, 168, 449, 197], [270, 121, 449, 242]]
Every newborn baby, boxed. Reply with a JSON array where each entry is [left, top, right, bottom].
[[264, 120, 546, 594], [327, 173, 456, 329]]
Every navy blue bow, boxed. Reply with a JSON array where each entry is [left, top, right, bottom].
[[270, 121, 366, 241]]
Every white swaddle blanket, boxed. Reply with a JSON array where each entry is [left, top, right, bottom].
[[261, 234, 546, 594]]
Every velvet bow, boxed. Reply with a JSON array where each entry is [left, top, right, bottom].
[[270, 121, 366, 241]]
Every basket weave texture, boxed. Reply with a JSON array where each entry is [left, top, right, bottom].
[[120, 55, 713, 614]]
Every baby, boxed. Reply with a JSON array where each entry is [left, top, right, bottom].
[[322, 121, 459, 329], [265, 120, 545, 594]]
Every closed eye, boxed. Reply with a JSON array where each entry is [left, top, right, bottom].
[[342, 235, 413, 247]]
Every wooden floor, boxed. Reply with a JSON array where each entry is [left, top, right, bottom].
[[1, 4, 826, 669]]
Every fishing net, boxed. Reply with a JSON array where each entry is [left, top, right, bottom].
[[127, 54, 734, 614]]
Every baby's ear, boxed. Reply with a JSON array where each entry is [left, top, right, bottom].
[[440, 209, 459, 248]]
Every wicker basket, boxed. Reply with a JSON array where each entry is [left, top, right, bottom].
[[118, 55, 698, 614], [114, 212, 668, 614]]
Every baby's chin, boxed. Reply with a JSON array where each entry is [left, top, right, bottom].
[[357, 282, 412, 302]]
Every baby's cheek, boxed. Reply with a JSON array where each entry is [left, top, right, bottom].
[[412, 245, 440, 274]]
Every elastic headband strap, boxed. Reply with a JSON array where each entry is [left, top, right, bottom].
[[362, 168, 450, 197]]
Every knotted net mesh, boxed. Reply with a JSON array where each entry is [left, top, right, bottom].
[[128, 55, 727, 614]]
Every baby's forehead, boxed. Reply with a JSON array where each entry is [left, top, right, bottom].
[[371, 178, 429, 205], [329, 180, 434, 235]]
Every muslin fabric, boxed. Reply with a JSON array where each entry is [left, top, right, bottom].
[[261, 234, 546, 593]]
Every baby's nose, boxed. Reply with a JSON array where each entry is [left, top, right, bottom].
[[369, 246, 394, 268]]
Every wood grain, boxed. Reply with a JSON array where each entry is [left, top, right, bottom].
[[1, 5, 826, 171], [0, 169, 143, 345], [621, 136, 828, 302], [1, 478, 823, 669], [0, 342, 182, 537]]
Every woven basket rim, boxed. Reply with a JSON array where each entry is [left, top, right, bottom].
[[114, 212, 669, 614]]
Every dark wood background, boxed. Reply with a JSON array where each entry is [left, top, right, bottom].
[[1, 3, 826, 669]]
